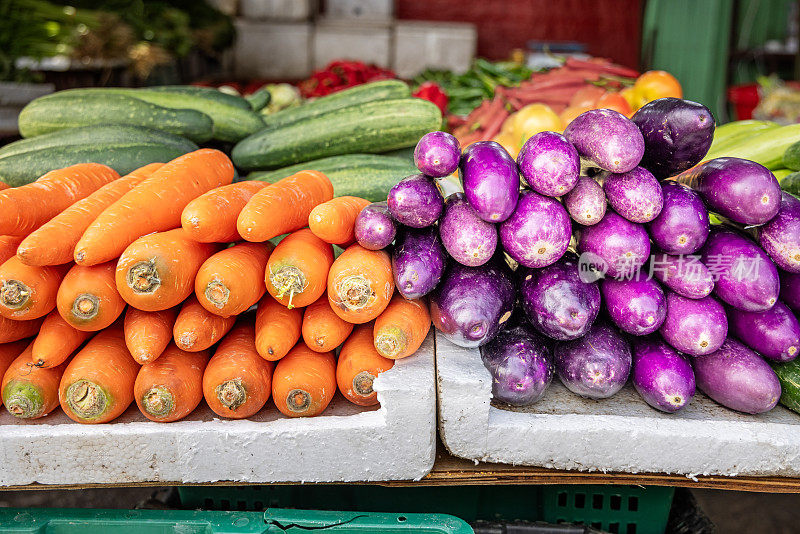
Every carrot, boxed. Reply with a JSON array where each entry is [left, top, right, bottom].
[[0, 181, 8, 191], [124, 306, 179, 364], [74, 149, 234, 266], [203, 318, 273, 419], [271, 342, 336, 417], [0, 339, 30, 399], [181, 181, 268, 243], [237, 170, 334, 242], [0, 236, 24, 265], [0, 315, 44, 343], [255, 293, 302, 361], [56, 261, 126, 331], [30, 310, 92, 368], [0, 163, 119, 236], [17, 163, 162, 266], [373, 295, 431, 359], [308, 196, 371, 245], [195, 241, 274, 317], [115, 228, 221, 311], [173, 295, 236, 352], [58, 324, 140, 424], [266, 228, 333, 309], [337, 324, 394, 406], [302, 293, 353, 352], [0, 256, 69, 320], [3, 344, 69, 418], [327, 244, 394, 324], [134, 343, 208, 422]]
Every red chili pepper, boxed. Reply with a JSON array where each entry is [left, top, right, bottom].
[[413, 81, 449, 114]]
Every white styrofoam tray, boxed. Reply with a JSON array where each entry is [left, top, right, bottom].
[[0, 333, 436, 486], [436, 331, 800, 478]]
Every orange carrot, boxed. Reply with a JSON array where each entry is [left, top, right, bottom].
[[181, 181, 269, 243], [134, 343, 208, 422], [0, 256, 69, 320], [373, 295, 431, 359], [56, 261, 126, 331], [17, 163, 162, 266], [124, 306, 179, 364], [75, 149, 234, 266], [30, 310, 92, 368], [337, 324, 394, 406], [308, 196, 371, 245], [3, 343, 69, 418], [195, 241, 274, 317], [203, 318, 273, 419], [266, 228, 333, 309], [0, 181, 8, 191], [237, 170, 334, 242], [0, 339, 30, 399], [115, 228, 221, 311], [302, 293, 353, 352], [0, 315, 44, 343], [327, 244, 394, 324], [173, 296, 236, 352], [272, 342, 336, 418], [255, 293, 303, 361], [59, 325, 140, 424], [0, 236, 24, 265]]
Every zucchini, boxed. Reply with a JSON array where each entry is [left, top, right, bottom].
[[233, 98, 441, 170], [704, 123, 800, 170], [772, 360, 800, 415], [708, 120, 780, 154], [782, 172, 800, 196], [261, 80, 410, 130], [148, 85, 252, 110], [783, 140, 800, 171]]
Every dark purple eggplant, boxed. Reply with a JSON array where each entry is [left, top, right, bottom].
[[631, 97, 715, 179], [392, 226, 446, 299], [757, 192, 800, 273], [563, 108, 644, 173], [387, 174, 443, 228], [499, 190, 572, 269], [659, 292, 727, 356], [459, 141, 520, 223], [576, 211, 650, 279], [632, 337, 695, 413], [781, 269, 800, 311], [354, 201, 396, 250], [601, 275, 666, 336], [651, 252, 714, 299], [439, 192, 497, 267], [563, 176, 607, 226], [647, 181, 709, 255], [414, 131, 461, 178], [516, 131, 580, 197], [602, 166, 663, 223], [728, 301, 800, 362]]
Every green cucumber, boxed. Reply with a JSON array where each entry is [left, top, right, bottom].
[[148, 85, 253, 110], [704, 123, 800, 170], [233, 98, 441, 170], [709, 120, 780, 154], [782, 172, 800, 196], [783, 140, 800, 171], [772, 360, 800, 415], [245, 88, 271, 112]]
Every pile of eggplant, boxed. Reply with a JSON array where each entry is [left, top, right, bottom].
[[355, 99, 800, 415]]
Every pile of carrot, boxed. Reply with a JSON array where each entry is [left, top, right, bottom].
[[0, 148, 431, 425]]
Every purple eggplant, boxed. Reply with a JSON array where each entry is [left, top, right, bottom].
[[439, 192, 497, 267], [758, 192, 800, 273], [632, 97, 715, 179], [781, 269, 800, 311], [651, 252, 714, 299], [563, 176, 607, 226], [602, 166, 663, 223], [728, 301, 800, 362], [499, 190, 572, 269], [576, 211, 650, 279], [647, 182, 709, 255], [430, 259, 515, 348], [674, 158, 781, 225], [414, 131, 461, 178], [354, 201, 396, 250], [632, 337, 695, 413], [601, 275, 666, 336], [700, 228, 780, 312], [693, 338, 781, 414], [516, 131, 580, 197], [563, 108, 645, 173], [459, 141, 520, 223], [392, 226, 446, 299], [387, 174, 443, 228], [519, 253, 601, 340], [554, 322, 632, 399], [660, 292, 727, 356]]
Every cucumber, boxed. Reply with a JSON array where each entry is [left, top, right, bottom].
[[247, 154, 417, 202], [261, 80, 410, 130], [773, 168, 793, 182], [772, 360, 800, 415], [783, 140, 800, 171], [148, 85, 252, 110], [782, 172, 800, 196], [233, 98, 441, 170], [704, 123, 800, 170], [709, 120, 780, 154], [245, 88, 271, 111]]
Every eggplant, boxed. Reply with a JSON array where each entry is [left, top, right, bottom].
[[781, 269, 800, 311], [387, 174, 443, 228], [439, 192, 497, 267], [647, 182, 709, 255], [554, 322, 632, 399], [430, 259, 515, 348], [693, 338, 781, 414], [354, 201, 396, 250], [576, 211, 650, 279], [631, 97, 715, 179], [601, 275, 666, 336], [659, 292, 727, 356], [519, 253, 601, 341], [700, 228, 780, 312], [673, 158, 781, 225], [414, 131, 461, 178], [392, 226, 446, 299], [563, 108, 644, 173], [516, 131, 580, 197], [602, 167, 663, 223], [758, 192, 800, 273], [631, 337, 695, 413], [459, 141, 520, 223], [563, 176, 607, 226], [728, 301, 800, 362], [651, 252, 714, 299], [499, 190, 572, 269]]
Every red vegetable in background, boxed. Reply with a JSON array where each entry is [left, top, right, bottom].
[[413, 82, 449, 115]]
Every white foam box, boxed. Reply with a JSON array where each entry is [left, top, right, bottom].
[[0, 333, 436, 487], [325, 0, 392, 20], [239, 0, 316, 21], [436, 332, 800, 478], [312, 18, 391, 69], [233, 20, 312, 79], [392, 21, 477, 78]]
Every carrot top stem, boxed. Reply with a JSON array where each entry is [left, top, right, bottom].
[[374, 325, 406, 359], [72, 293, 100, 320], [270, 266, 307, 309], [337, 275, 373, 311], [353, 371, 376, 397], [204, 281, 230, 308], [216, 378, 247, 410], [141, 386, 173, 418], [64, 379, 108, 420], [286, 388, 312, 413], [127, 261, 161, 294], [1, 280, 29, 309], [5, 381, 44, 418]]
